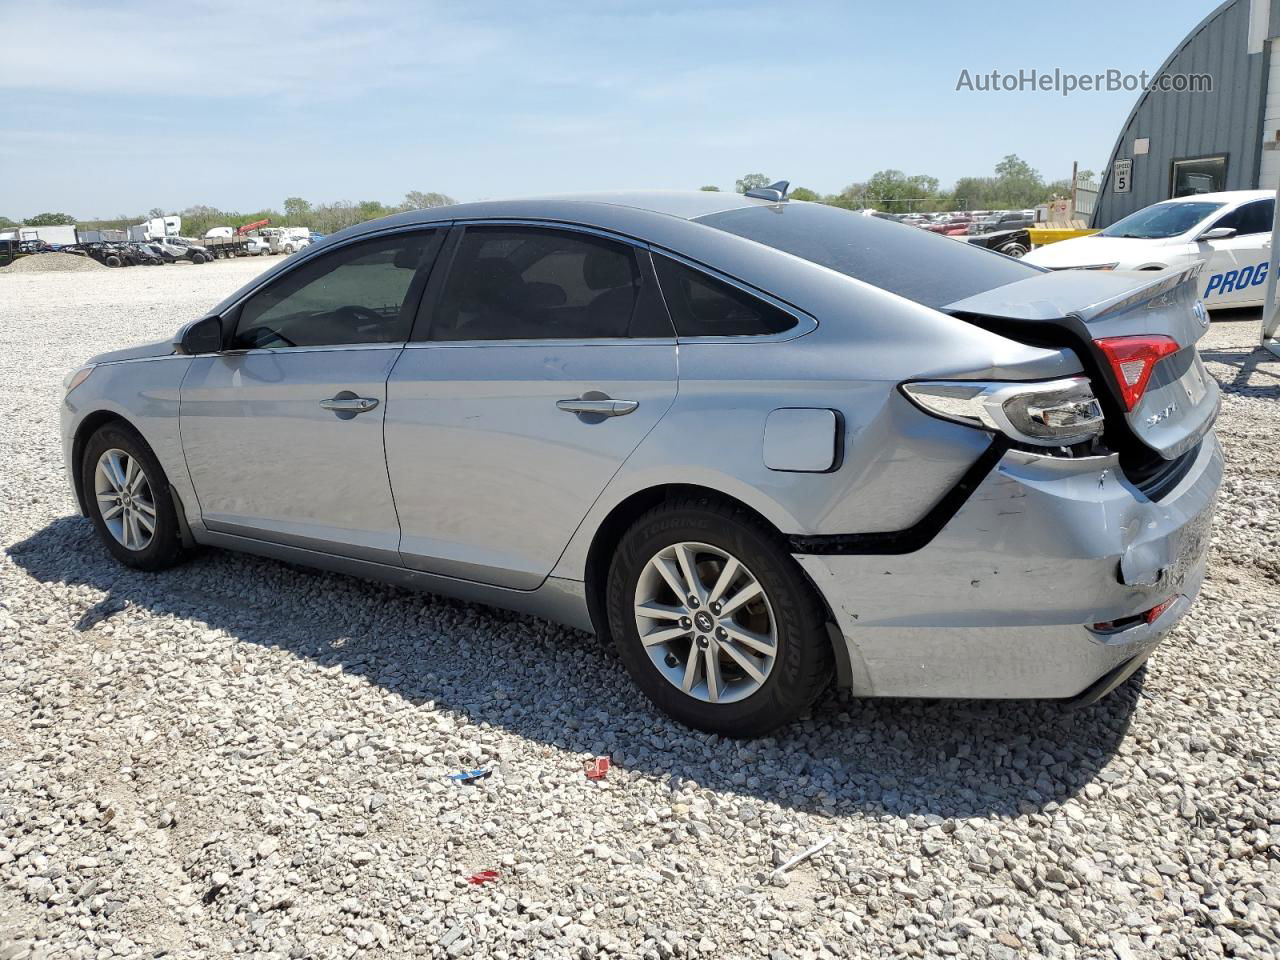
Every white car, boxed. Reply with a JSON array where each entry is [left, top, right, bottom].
[[244, 236, 273, 256], [1025, 190, 1274, 309]]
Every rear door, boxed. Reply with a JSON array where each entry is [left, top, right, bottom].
[[384, 223, 677, 589], [180, 228, 444, 562], [1195, 198, 1274, 306]]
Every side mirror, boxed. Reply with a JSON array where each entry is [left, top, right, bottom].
[[1197, 227, 1236, 241], [177, 315, 224, 354]]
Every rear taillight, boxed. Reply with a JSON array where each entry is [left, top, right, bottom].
[[1094, 335, 1179, 411], [1145, 596, 1177, 623], [901, 376, 1104, 447]]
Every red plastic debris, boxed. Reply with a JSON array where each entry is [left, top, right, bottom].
[[466, 869, 499, 886], [584, 756, 611, 781]]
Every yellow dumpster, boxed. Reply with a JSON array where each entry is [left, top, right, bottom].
[[1027, 227, 1100, 246]]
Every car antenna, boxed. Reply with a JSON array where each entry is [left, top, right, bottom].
[[744, 180, 790, 202]]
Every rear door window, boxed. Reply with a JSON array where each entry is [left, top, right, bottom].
[[429, 226, 672, 340]]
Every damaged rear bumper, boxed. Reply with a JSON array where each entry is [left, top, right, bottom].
[[795, 433, 1222, 700]]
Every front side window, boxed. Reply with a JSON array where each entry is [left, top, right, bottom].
[[431, 226, 665, 340], [1099, 201, 1225, 239], [1211, 199, 1274, 236], [233, 231, 440, 349], [653, 254, 797, 337]]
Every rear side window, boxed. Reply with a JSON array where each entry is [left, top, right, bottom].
[[696, 202, 1040, 309], [653, 254, 797, 337]]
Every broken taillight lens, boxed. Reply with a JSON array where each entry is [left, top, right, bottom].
[[900, 377, 1104, 447], [1145, 597, 1177, 624], [1094, 335, 1180, 411]]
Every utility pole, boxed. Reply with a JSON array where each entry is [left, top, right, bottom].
[[1262, 174, 1280, 356]]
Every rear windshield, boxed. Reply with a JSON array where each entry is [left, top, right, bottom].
[[696, 202, 1040, 309], [1099, 201, 1223, 239]]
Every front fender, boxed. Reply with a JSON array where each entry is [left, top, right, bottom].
[[62, 356, 198, 527]]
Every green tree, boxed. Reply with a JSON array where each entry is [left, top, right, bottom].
[[283, 197, 312, 219], [735, 173, 770, 194], [698, 185, 721, 192], [0, 216, 16, 228], [788, 187, 820, 202], [863, 169, 940, 210], [355, 200, 386, 219], [991, 154, 1046, 208], [23, 212, 76, 226], [400, 191, 454, 211]]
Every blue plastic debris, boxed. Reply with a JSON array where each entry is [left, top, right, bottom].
[[448, 768, 491, 784]]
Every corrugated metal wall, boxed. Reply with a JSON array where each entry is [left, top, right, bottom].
[[1092, 0, 1265, 226]]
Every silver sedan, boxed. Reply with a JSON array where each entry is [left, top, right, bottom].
[[61, 186, 1222, 736]]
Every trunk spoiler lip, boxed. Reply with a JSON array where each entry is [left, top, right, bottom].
[[943, 261, 1204, 326], [1072, 261, 1203, 324]]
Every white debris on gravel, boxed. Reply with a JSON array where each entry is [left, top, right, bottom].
[[0, 261, 1277, 959], [0, 251, 106, 274]]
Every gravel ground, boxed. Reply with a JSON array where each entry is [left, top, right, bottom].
[[0, 262, 1277, 960]]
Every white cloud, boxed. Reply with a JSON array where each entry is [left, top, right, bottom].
[[0, 0, 507, 100]]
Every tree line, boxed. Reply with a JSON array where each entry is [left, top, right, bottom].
[[4, 191, 455, 237], [707, 155, 1091, 212], [5, 155, 1089, 233]]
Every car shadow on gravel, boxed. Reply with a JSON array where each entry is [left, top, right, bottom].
[[1200, 346, 1280, 399], [9, 515, 1140, 821]]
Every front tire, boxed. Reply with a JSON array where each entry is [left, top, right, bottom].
[[606, 497, 832, 737], [81, 423, 187, 571]]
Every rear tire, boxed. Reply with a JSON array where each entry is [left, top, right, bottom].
[[81, 423, 187, 571], [606, 497, 832, 737]]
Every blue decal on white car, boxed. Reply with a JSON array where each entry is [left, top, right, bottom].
[[1204, 262, 1269, 297]]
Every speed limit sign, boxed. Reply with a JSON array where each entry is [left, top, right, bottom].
[[1114, 158, 1132, 193]]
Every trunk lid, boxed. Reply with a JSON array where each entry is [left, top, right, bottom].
[[945, 265, 1218, 460]]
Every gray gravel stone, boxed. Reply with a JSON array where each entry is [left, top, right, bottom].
[[1, 261, 1278, 959]]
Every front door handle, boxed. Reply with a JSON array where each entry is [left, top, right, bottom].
[[320, 396, 379, 413], [556, 398, 639, 417]]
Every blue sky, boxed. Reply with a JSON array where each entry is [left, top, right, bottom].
[[0, 0, 1221, 219]]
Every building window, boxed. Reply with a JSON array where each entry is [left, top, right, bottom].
[[1170, 155, 1228, 198]]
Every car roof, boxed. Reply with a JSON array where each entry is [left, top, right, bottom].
[[330, 190, 785, 242], [1155, 189, 1273, 205]]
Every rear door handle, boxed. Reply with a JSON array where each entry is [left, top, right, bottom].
[[556, 398, 639, 417], [320, 396, 379, 413]]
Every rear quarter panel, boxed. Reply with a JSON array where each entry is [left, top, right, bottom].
[[550, 279, 1082, 581]]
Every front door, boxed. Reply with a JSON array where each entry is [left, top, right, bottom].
[[1197, 198, 1273, 307], [384, 224, 678, 589], [180, 228, 444, 563]]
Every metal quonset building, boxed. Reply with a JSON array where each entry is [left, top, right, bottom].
[[1093, 0, 1280, 226]]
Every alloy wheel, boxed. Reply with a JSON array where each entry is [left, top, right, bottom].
[[94, 448, 157, 551], [633, 541, 778, 704]]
